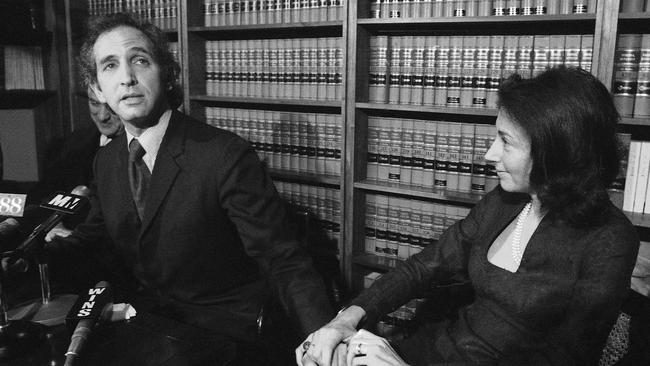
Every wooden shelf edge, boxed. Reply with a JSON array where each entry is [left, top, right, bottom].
[[357, 13, 597, 25], [0, 90, 56, 109], [269, 168, 341, 186], [618, 13, 650, 20], [188, 20, 344, 32], [624, 211, 650, 228], [191, 95, 343, 108], [356, 102, 498, 117], [620, 117, 650, 126], [354, 180, 485, 204], [352, 253, 401, 271]]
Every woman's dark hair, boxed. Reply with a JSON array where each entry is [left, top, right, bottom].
[[78, 12, 182, 109], [497, 66, 621, 227]]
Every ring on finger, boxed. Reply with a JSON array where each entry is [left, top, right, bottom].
[[302, 341, 312, 352]]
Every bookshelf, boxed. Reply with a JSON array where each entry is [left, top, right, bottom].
[[57, 0, 650, 296], [0, 0, 65, 182], [342, 0, 634, 292], [179, 0, 349, 265]]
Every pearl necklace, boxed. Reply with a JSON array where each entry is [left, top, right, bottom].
[[511, 202, 532, 267]]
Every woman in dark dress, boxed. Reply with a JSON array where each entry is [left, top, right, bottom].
[[297, 66, 640, 365]]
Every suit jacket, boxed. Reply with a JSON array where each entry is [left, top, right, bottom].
[[57, 111, 332, 340], [352, 187, 640, 365]]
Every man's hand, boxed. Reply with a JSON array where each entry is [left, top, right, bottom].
[[45, 222, 72, 242], [295, 305, 366, 366]]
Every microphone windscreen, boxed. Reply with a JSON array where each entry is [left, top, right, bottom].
[[65, 281, 113, 332]]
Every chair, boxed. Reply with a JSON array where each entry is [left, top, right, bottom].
[[599, 289, 650, 365]]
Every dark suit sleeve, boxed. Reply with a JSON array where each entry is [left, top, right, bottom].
[[349, 187, 493, 326], [45, 156, 116, 290], [216, 136, 334, 335]]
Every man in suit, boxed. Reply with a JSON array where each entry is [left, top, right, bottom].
[[49, 12, 333, 359]]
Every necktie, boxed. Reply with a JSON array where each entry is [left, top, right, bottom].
[[128, 138, 150, 219]]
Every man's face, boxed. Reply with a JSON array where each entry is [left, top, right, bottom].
[[91, 26, 167, 128], [88, 89, 123, 138]]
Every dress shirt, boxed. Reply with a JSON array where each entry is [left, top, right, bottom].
[[125, 109, 171, 172]]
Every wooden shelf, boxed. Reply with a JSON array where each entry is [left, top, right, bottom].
[[624, 211, 650, 229], [618, 13, 650, 21], [0, 90, 55, 109], [191, 95, 343, 109], [189, 20, 343, 32], [620, 117, 650, 126], [268, 168, 341, 187], [357, 102, 498, 117], [356, 14, 596, 33], [354, 180, 483, 205], [352, 253, 401, 272]]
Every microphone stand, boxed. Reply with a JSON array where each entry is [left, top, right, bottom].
[[6, 230, 78, 327], [0, 260, 46, 359]]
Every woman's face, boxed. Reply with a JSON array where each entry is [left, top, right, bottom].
[[485, 110, 534, 194]]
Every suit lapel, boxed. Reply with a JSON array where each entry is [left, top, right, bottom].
[[140, 111, 185, 235]]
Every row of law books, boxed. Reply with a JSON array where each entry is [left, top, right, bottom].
[[275, 181, 341, 243], [87, 0, 178, 30], [206, 107, 342, 176], [1, 46, 45, 91], [364, 272, 426, 331], [621, 139, 650, 214], [367, 117, 499, 194], [368, 34, 593, 107], [203, 0, 345, 26], [364, 193, 470, 260], [205, 38, 343, 100], [612, 34, 650, 119], [367, 0, 597, 19]]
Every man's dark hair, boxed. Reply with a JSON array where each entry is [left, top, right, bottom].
[[497, 66, 621, 226], [78, 12, 182, 109]]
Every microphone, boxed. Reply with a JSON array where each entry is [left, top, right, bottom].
[[5, 186, 90, 261], [64, 281, 112, 366], [0, 218, 20, 238]]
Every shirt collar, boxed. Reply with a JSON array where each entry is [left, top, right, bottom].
[[125, 109, 172, 171]]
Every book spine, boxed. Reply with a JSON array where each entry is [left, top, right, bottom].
[[486, 35, 504, 108], [517, 35, 534, 79], [411, 120, 426, 186], [532, 35, 550, 77], [388, 118, 403, 182], [446, 36, 463, 107], [422, 36, 437, 106], [460, 36, 477, 108], [434, 121, 449, 189], [377, 118, 391, 181], [399, 36, 414, 104], [434, 36, 450, 107], [400, 119, 414, 185], [470, 124, 489, 194], [367, 117, 380, 180], [634, 34, 650, 118], [634, 141, 650, 213], [423, 121, 437, 188], [613, 34, 642, 118], [484, 124, 500, 192], [410, 36, 425, 105], [365, 194, 377, 254], [375, 195, 389, 257], [388, 36, 402, 104], [580, 34, 593, 73], [458, 123, 475, 192]]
